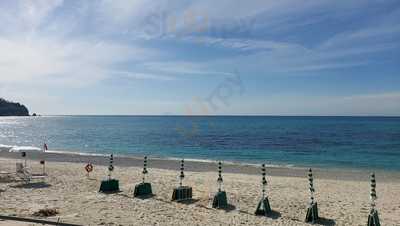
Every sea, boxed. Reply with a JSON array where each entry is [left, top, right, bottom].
[[0, 116, 399, 171]]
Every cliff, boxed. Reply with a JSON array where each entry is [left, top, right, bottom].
[[0, 98, 30, 116]]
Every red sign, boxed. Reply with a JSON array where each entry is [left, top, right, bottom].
[[85, 163, 93, 173]]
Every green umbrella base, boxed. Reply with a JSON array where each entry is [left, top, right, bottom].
[[134, 182, 153, 197], [367, 209, 381, 226], [212, 191, 228, 209], [99, 179, 120, 193], [305, 202, 319, 223], [255, 197, 272, 216], [172, 186, 192, 201]]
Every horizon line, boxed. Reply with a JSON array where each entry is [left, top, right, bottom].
[[28, 114, 400, 117]]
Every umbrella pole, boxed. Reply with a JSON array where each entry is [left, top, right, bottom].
[[305, 168, 319, 223], [255, 164, 272, 216], [367, 173, 381, 226]]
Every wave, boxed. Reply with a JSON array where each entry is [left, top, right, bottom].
[[45, 149, 108, 157], [0, 143, 299, 169], [0, 144, 42, 152], [156, 156, 296, 169], [0, 144, 14, 152]]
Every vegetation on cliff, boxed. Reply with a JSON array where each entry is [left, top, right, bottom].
[[0, 98, 29, 116]]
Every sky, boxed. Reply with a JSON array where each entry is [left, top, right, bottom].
[[0, 0, 399, 116]]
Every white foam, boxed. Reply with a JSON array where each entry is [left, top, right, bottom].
[[45, 150, 108, 157], [0, 144, 302, 170], [163, 157, 296, 169], [9, 146, 42, 153], [0, 144, 14, 152], [0, 143, 107, 157]]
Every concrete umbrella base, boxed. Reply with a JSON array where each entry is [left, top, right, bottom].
[[255, 197, 272, 216], [99, 179, 120, 193], [134, 182, 153, 197], [212, 191, 228, 209], [367, 209, 381, 226], [172, 186, 193, 201], [305, 202, 319, 223]]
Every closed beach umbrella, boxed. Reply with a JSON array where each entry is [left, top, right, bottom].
[[99, 154, 119, 193], [255, 164, 272, 216], [305, 168, 319, 223], [367, 173, 380, 226], [134, 156, 153, 197]]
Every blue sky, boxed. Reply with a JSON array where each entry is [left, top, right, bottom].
[[0, 0, 399, 115]]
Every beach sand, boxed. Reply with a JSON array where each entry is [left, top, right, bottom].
[[0, 153, 400, 226]]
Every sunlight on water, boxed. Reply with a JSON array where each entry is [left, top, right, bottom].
[[0, 116, 399, 170]]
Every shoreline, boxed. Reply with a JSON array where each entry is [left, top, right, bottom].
[[1, 150, 400, 182]]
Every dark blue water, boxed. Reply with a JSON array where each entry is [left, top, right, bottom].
[[0, 116, 399, 170]]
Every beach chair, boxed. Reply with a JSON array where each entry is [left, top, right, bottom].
[[16, 162, 47, 183]]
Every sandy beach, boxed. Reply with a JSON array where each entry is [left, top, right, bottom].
[[0, 153, 400, 226], [1, 0, 399, 224]]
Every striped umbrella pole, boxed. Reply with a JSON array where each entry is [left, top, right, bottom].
[[262, 164, 267, 199], [308, 168, 315, 205], [108, 154, 114, 180], [217, 161, 223, 192], [142, 156, 148, 183], [179, 159, 185, 187], [370, 173, 377, 210], [21, 152, 27, 167]]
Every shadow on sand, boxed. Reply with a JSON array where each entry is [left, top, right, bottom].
[[135, 194, 156, 200], [240, 209, 281, 220], [267, 210, 282, 219], [176, 198, 200, 205], [11, 182, 51, 189], [217, 204, 236, 212], [315, 217, 336, 226], [116, 193, 155, 200], [99, 190, 123, 195]]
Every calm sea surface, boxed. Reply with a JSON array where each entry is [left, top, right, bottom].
[[0, 116, 399, 170]]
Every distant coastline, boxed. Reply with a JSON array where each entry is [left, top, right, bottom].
[[0, 98, 29, 116], [40, 114, 400, 118]]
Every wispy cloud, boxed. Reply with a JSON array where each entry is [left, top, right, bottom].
[[1, 0, 399, 85], [230, 92, 400, 116], [142, 61, 234, 77], [0, 36, 158, 86], [111, 71, 175, 81], [0, 0, 64, 35], [0, 0, 399, 115]]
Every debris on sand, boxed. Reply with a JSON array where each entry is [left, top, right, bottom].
[[33, 208, 59, 217]]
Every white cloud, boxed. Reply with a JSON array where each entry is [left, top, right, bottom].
[[0, 0, 63, 35], [174, 36, 301, 52], [0, 36, 157, 86], [0, 0, 399, 115], [320, 25, 400, 50], [142, 61, 234, 77], [19, 0, 64, 31], [111, 71, 175, 81], [227, 92, 400, 116], [1, 0, 396, 86]]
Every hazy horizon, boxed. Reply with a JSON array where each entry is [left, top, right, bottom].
[[14, 114, 400, 117]]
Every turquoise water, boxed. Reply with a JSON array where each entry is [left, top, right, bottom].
[[0, 116, 399, 170]]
